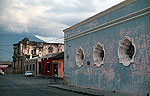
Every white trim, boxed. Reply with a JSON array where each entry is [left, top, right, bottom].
[[76, 47, 84, 67], [64, 8, 150, 42], [118, 36, 136, 66], [93, 42, 105, 67], [63, 0, 136, 32]]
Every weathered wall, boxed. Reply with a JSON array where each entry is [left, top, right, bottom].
[[24, 58, 37, 75], [53, 59, 64, 78], [64, 0, 150, 95]]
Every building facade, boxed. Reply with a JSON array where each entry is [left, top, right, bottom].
[[24, 57, 38, 76], [63, 0, 150, 95], [24, 52, 64, 78], [12, 38, 64, 73], [0, 65, 8, 74], [0, 61, 12, 74], [50, 52, 64, 78], [41, 52, 64, 78]]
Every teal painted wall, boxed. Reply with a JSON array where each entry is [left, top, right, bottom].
[[64, 0, 150, 95]]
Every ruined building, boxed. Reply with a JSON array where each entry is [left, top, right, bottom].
[[12, 38, 64, 73]]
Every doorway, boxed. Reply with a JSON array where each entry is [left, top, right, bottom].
[[52, 62, 58, 77], [39, 62, 41, 74]]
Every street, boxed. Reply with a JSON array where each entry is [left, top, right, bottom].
[[0, 74, 84, 96]]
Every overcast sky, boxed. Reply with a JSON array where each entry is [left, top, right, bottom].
[[0, 0, 125, 43]]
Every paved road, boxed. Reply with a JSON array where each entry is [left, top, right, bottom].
[[0, 74, 84, 96]]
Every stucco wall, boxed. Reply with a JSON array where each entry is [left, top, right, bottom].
[[53, 59, 64, 78], [24, 58, 37, 75], [64, 0, 150, 95]]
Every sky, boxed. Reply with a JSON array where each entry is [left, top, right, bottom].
[[0, 0, 125, 43]]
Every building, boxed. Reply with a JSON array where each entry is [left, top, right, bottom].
[[12, 38, 64, 73], [63, 0, 150, 95], [24, 57, 38, 76], [24, 52, 64, 78], [0, 61, 12, 74], [51, 52, 64, 78], [0, 65, 8, 75], [41, 52, 64, 78]]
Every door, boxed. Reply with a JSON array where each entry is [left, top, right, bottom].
[[45, 66, 47, 74], [39, 62, 41, 74], [53, 62, 58, 77]]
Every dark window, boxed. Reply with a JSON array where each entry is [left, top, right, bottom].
[[33, 64, 34, 71], [31, 49, 36, 55], [98, 50, 104, 61], [45, 66, 47, 74], [26, 65, 28, 70], [39, 47, 42, 51], [39, 62, 41, 74], [48, 63, 50, 71], [30, 65, 31, 70], [81, 52, 84, 60], [87, 61, 90, 65], [48, 47, 53, 53], [126, 43, 135, 59], [53, 63, 58, 76]]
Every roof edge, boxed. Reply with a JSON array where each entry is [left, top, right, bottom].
[[63, 0, 136, 33]]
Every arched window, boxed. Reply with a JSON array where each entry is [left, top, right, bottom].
[[48, 47, 53, 53], [93, 42, 105, 67], [118, 36, 136, 66], [76, 47, 84, 67]]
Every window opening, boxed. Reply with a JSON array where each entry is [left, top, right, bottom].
[[48, 47, 53, 53], [48, 63, 50, 71], [30, 65, 31, 70], [87, 61, 90, 65], [39, 62, 41, 74], [118, 36, 136, 66], [26, 65, 28, 70], [93, 42, 105, 67], [76, 47, 84, 67], [33, 64, 34, 71]]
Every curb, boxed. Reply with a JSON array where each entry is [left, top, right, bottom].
[[49, 85, 104, 96]]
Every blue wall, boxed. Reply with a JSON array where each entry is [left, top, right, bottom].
[[64, 0, 150, 95]]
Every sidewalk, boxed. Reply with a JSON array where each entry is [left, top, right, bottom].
[[49, 84, 136, 96]]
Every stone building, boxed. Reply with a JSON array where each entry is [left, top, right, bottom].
[[63, 0, 150, 95], [12, 38, 64, 73]]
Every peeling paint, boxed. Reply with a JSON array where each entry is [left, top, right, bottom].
[[64, 0, 150, 95]]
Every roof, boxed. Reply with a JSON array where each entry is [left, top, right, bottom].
[[41, 52, 63, 59], [50, 52, 64, 60], [0, 65, 8, 68], [63, 0, 136, 32]]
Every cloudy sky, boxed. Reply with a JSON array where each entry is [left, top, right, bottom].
[[0, 0, 125, 43]]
